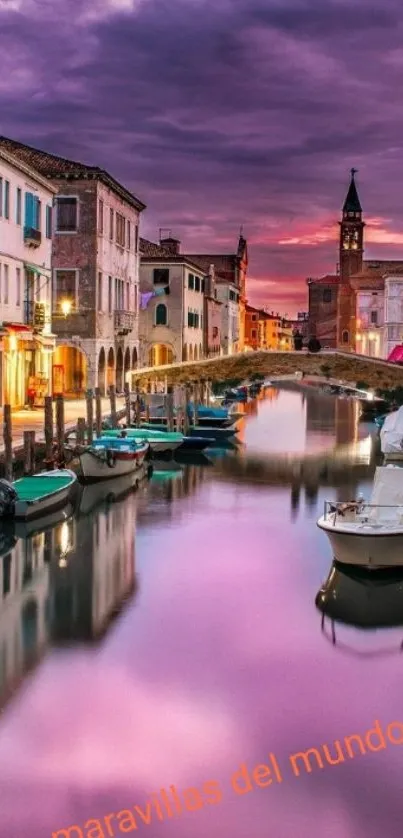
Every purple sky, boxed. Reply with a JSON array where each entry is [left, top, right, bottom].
[[2, 0, 403, 315]]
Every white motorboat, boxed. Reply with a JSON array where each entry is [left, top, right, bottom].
[[317, 465, 403, 569], [380, 406, 403, 460], [76, 438, 149, 481]]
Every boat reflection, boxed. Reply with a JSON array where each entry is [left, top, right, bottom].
[[0, 475, 140, 710], [316, 561, 403, 655]]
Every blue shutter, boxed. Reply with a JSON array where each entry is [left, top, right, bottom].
[[24, 192, 35, 230]]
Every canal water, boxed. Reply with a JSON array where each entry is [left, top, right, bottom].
[[0, 387, 401, 838]]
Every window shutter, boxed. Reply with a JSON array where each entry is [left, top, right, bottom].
[[25, 192, 34, 229]]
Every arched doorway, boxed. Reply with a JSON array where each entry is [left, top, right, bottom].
[[116, 346, 124, 392], [106, 347, 115, 389], [98, 347, 106, 396], [124, 348, 131, 385], [148, 344, 174, 366], [53, 345, 87, 396], [132, 347, 138, 370], [182, 344, 188, 361]]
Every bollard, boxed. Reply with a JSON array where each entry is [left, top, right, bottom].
[[44, 395, 54, 465]]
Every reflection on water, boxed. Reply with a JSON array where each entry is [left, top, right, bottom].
[[0, 386, 401, 838]]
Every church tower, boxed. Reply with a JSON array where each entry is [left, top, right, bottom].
[[337, 169, 365, 349]]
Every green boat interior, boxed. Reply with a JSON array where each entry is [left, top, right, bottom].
[[12, 475, 72, 502]]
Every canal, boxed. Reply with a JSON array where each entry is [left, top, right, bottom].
[[0, 386, 401, 838]]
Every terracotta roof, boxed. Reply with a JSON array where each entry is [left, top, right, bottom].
[[350, 260, 403, 290], [140, 238, 171, 257], [307, 274, 339, 286], [0, 136, 146, 212]]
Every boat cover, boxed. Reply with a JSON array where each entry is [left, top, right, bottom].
[[368, 466, 403, 522], [380, 407, 403, 454]]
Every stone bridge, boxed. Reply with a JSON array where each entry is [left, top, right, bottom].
[[131, 350, 403, 390]]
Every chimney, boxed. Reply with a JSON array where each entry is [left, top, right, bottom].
[[160, 236, 181, 255]]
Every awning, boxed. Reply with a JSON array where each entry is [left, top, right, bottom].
[[388, 345, 403, 363], [24, 262, 51, 277], [1, 323, 34, 340]]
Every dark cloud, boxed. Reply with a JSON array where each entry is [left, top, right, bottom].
[[2, 0, 403, 312]]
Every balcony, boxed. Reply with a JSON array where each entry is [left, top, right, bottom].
[[114, 310, 135, 335], [24, 227, 42, 247]]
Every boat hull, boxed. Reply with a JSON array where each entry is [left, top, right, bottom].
[[188, 426, 237, 440], [317, 519, 403, 568], [13, 470, 77, 520], [79, 447, 148, 481]]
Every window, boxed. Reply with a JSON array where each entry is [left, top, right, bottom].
[[251, 329, 257, 339], [16, 188, 22, 225], [188, 273, 194, 290], [201, 278, 205, 293], [108, 276, 112, 313], [188, 309, 194, 327], [323, 289, 332, 303], [126, 282, 130, 309], [252, 314, 257, 321], [45, 205, 52, 238], [4, 181, 9, 219], [98, 199, 104, 234], [109, 208, 114, 240], [195, 276, 200, 292], [153, 268, 169, 285], [16, 268, 21, 306], [55, 196, 78, 232], [24, 192, 41, 231], [194, 312, 199, 328], [116, 213, 126, 247], [134, 285, 138, 313], [0, 179, 2, 217], [3, 265, 8, 304], [155, 303, 167, 325], [127, 221, 131, 249], [98, 272, 102, 311], [134, 225, 139, 253], [371, 310, 378, 325], [342, 329, 349, 344], [53, 269, 77, 312]]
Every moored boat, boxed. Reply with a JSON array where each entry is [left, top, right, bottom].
[[317, 465, 403, 569], [100, 428, 183, 454], [0, 469, 77, 520], [75, 437, 149, 481]]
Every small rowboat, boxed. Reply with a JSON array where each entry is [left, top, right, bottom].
[[0, 469, 77, 520], [77, 437, 149, 481]]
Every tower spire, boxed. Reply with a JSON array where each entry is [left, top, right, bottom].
[[343, 168, 362, 214]]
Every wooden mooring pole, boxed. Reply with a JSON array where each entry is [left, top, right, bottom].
[[124, 382, 131, 426], [55, 394, 65, 464], [76, 417, 86, 445], [23, 430, 35, 475], [86, 389, 94, 444], [44, 395, 53, 466], [109, 384, 117, 428], [95, 387, 102, 437], [166, 386, 174, 431]]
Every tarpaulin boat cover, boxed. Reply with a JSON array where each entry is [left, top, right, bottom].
[[380, 407, 403, 454], [388, 345, 403, 362], [369, 465, 403, 522]]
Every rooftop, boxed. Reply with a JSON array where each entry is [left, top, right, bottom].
[[0, 136, 146, 212]]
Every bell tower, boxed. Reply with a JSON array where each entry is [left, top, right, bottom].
[[337, 169, 365, 350]]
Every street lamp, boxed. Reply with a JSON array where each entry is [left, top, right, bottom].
[[60, 299, 72, 318]]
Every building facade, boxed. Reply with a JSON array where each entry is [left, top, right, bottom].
[[203, 264, 222, 357], [215, 281, 240, 355], [383, 273, 403, 360], [0, 137, 145, 395], [0, 147, 57, 407], [245, 304, 260, 350], [139, 238, 205, 366]]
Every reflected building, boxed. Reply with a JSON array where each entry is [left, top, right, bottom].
[[49, 492, 138, 643], [0, 529, 52, 710]]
